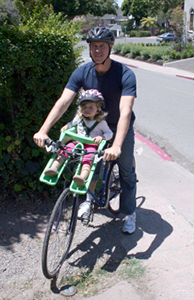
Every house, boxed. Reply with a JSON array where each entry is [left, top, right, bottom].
[[184, 0, 194, 43], [96, 8, 128, 37]]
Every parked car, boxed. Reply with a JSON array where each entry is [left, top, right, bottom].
[[156, 32, 175, 43]]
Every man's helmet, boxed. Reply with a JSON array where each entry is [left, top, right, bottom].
[[78, 89, 105, 108], [86, 27, 115, 45]]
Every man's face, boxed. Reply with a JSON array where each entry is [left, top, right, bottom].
[[90, 41, 112, 64]]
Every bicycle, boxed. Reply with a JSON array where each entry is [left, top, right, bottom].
[[39, 126, 121, 279]]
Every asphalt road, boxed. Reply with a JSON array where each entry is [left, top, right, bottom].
[[133, 67, 194, 174]]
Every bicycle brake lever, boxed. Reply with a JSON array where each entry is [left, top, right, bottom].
[[94, 155, 104, 163]]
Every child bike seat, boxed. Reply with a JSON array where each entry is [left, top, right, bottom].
[[39, 126, 106, 194]]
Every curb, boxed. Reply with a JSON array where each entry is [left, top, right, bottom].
[[111, 54, 194, 81], [135, 132, 172, 161]]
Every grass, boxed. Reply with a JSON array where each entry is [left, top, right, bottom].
[[60, 257, 145, 297]]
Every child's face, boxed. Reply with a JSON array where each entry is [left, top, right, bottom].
[[81, 102, 98, 119]]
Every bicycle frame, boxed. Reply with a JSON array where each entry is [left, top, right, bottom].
[[88, 160, 109, 208]]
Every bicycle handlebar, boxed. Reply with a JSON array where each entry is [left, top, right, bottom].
[[45, 139, 105, 158]]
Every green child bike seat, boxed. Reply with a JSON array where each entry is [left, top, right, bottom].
[[39, 126, 106, 194]]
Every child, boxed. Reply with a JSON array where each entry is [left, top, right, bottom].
[[44, 89, 113, 188]]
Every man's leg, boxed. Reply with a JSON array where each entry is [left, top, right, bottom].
[[117, 125, 136, 215]]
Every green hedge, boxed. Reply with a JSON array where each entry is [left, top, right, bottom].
[[0, 21, 82, 196]]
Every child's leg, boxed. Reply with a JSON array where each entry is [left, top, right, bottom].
[[44, 141, 76, 176], [73, 144, 98, 187]]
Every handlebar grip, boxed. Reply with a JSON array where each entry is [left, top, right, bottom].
[[98, 150, 104, 157], [45, 139, 52, 146]]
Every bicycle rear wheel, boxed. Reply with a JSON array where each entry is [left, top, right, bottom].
[[42, 188, 78, 279], [106, 161, 121, 214]]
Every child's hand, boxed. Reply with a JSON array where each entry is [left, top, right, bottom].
[[60, 124, 69, 132], [93, 136, 104, 144]]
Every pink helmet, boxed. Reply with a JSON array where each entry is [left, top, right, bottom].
[[78, 89, 105, 108]]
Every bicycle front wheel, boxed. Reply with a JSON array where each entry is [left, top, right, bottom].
[[106, 161, 121, 214], [42, 188, 78, 279]]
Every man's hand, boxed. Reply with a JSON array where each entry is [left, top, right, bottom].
[[103, 144, 121, 161], [33, 131, 49, 148]]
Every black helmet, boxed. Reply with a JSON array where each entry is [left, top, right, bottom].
[[78, 89, 105, 108], [86, 27, 115, 45]]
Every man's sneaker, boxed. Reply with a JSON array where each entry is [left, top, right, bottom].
[[77, 201, 91, 219], [122, 212, 136, 234]]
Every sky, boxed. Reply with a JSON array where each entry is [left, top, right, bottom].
[[117, 0, 123, 7]]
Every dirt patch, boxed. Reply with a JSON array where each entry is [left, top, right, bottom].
[[0, 196, 148, 300]]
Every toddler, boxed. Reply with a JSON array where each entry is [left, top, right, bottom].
[[44, 89, 113, 188]]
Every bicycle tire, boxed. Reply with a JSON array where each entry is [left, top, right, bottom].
[[106, 161, 121, 214], [42, 188, 78, 279]]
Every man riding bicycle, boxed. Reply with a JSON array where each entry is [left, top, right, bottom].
[[33, 26, 137, 234]]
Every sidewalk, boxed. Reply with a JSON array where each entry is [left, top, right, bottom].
[[86, 56, 194, 299], [86, 131, 194, 300], [110, 54, 194, 80]]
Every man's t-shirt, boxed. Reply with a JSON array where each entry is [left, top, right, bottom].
[[66, 60, 136, 129]]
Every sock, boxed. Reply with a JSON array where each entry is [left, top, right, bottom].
[[51, 166, 58, 171], [86, 192, 92, 203]]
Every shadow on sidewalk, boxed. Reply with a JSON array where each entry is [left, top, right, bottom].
[[66, 196, 173, 273]]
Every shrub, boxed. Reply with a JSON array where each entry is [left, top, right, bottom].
[[169, 50, 177, 59], [139, 31, 151, 37], [162, 55, 170, 63], [130, 45, 141, 57], [140, 48, 151, 60], [113, 43, 124, 54], [160, 29, 165, 34], [181, 50, 189, 59], [130, 31, 137, 37], [150, 47, 167, 60], [175, 52, 181, 59], [121, 43, 133, 55], [0, 9, 83, 196]]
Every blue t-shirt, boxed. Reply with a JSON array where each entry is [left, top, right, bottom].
[[66, 60, 136, 128]]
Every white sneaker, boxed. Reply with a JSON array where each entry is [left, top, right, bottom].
[[77, 201, 91, 219], [122, 212, 136, 234]]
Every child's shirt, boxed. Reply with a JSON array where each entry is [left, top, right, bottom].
[[67, 116, 113, 141]]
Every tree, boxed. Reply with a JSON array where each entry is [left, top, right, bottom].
[[122, 17, 135, 32], [16, 0, 118, 19], [170, 5, 185, 37], [121, 0, 184, 25], [121, 0, 148, 27], [141, 16, 157, 28]]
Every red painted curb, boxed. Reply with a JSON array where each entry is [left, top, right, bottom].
[[124, 63, 139, 69], [135, 132, 173, 161], [176, 75, 194, 80]]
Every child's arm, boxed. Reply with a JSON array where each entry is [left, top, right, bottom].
[[93, 135, 105, 144], [60, 124, 69, 132], [99, 120, 113, 141]]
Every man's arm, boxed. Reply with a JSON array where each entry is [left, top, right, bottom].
[[103, 95, 135, 161], [33, 88, 76, 147]]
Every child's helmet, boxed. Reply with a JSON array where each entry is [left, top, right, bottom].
[[78, 89, 105, 108], [86, 27, 115, 45]]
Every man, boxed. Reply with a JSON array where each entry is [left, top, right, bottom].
[[33, 27, 137, 234]]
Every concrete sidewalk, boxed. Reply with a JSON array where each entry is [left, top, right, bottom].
[[86, 132, 194, 300], [110, 54, 194, 80], [86, 56, 194, 300]]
